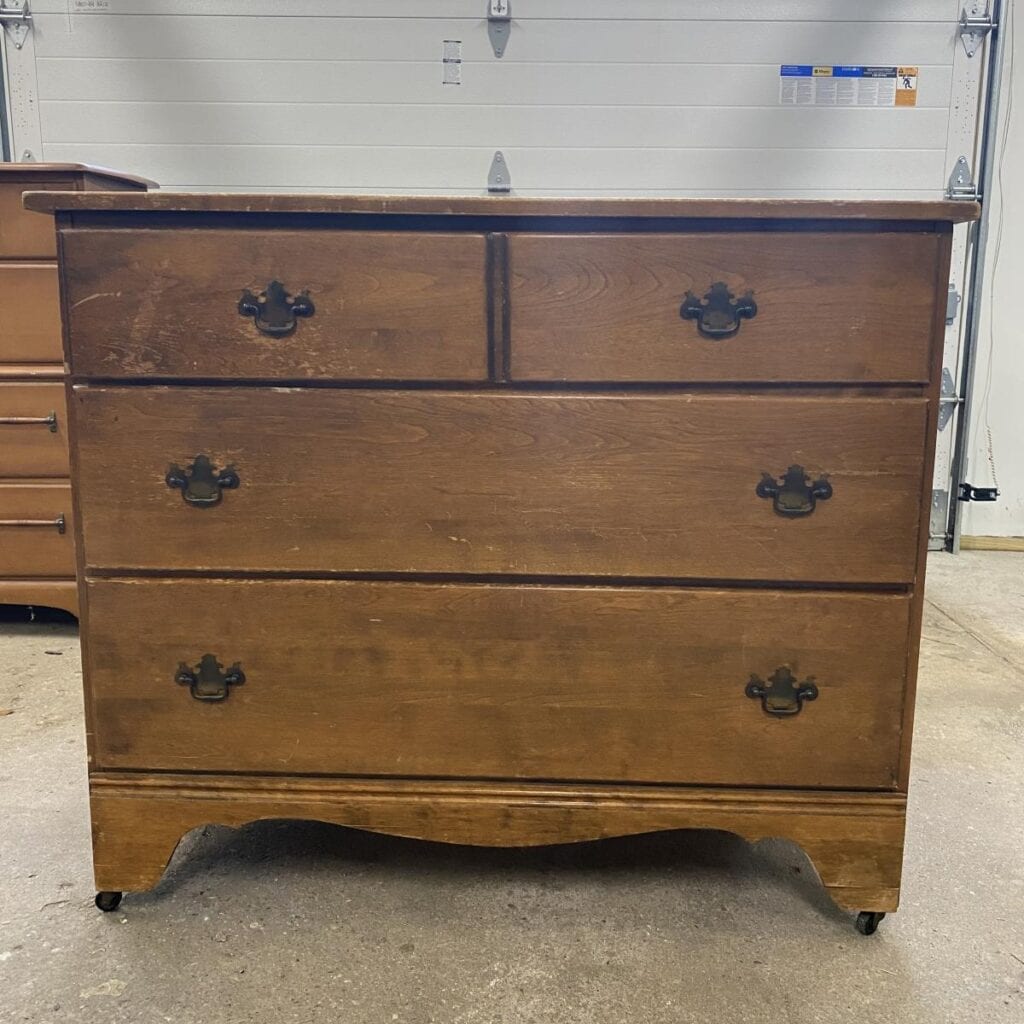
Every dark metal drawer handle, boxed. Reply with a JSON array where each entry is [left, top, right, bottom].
[[175, 654, 245, 702], [0, 411, 58, 433], [680, 282, 757, 339], [756, 464, 832, 517], [746, 667, 818, 717], [166, 454, 239, 508], [0, 514, 66, 534], [238, 280, 315, 337]]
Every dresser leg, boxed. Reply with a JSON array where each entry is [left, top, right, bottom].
[[94, 890, 123, 913]]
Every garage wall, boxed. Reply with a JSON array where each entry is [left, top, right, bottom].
[[14, 1, 965, 195]]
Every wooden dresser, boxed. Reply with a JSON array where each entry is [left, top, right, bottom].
[[0, 164, 152, 616], [27, 191, 977, 933]]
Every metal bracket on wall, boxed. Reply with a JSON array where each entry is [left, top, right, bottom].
[[488, 0, 511, 58], [930, 490, 949, 540], [946, 156, 980, 200], [938, 368, 962, 432], [959, 4, 996, 58], [487, 151, 511, 193], [0, 0, 32, 49], [946, 284, 962, 326]]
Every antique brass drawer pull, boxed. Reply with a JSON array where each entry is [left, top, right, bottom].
[[680, 281, 757, 339], [746, 667, 819, 717], [175, 654, 245, 702], [166, 454, 240, 508], [0, 514, 66, 534], [756, 464, 832, 517], [0, 411, 58, 432], [238, 280, 315, 337]]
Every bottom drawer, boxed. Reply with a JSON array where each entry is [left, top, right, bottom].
[[0, 482, 75, 576], [86, 579, 910, 789]]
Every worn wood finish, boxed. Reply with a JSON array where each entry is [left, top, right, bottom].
[[73, 387, 928, 583], [86, 578, 909, 788], [62, 229, 489, 381], [89, 774, 907, 914], [0, 182, 66, 258], [0, 483, 75, 577], [0, 383, 69, 477], [0, 580, 78, 617], [0, 264, 63, 363], [510, 233, 941, 383], [24, 190, 979, 223]]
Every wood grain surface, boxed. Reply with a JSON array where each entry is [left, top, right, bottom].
[[85, 578, 909, 788], [510, 233, 941, 382], [0, 482, 75, 577], [0, 579, 78, 616], [0, 264, 63, 364], [72, 387, 928, 583], [89, 773, 907, 913], [62, 229, 489, 381], [0, 382, 70, 477]]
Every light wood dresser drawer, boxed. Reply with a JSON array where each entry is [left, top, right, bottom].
[[73, 387, 927, 583], [0, 483, 75, 577], [510, 233, 942, 383], [0, 264, 63, 363], [86, 578, 908, 790], [29, 190, 976, 929], [0, 382, 70, 477], [61, 229, 489, 381]]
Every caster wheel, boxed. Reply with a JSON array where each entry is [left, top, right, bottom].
[[855, 911, 885, 936], [95, 891, 123, 913]]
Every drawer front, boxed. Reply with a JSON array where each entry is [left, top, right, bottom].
[[0, 483, 75, 577], [0, 183, 62, 258], [0, 264, 63, 364], [0, 383, 70, 477], [510, 233, 942, 383], [73, 387, 927, 583], [85, 578, 909, 789], [61, 229, 489, 381]]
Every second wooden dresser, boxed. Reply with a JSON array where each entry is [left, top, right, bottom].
[[27, 191, 976, 933]]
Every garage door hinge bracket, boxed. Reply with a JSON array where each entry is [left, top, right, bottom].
[[946, 284, 962, 325], [488, 0, 511, 58], [938, 368, 962, 431], [958, 483, 1000, 502], [946, 156, 979, 200], [0, 0, 32, 49], [488, 151, 511, 193], [959, 5, 996, 58]]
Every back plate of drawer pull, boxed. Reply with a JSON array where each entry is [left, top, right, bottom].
[[238, 280, 315, 337], [756, 465, 832, 517], [175, 654, 245, 702], [680, 281, 757, 339], [166, 455, 239, 508], [746, 667, 819, 717]]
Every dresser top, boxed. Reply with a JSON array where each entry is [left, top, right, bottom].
[[1, 163, 157, 188], [22, 191, 978, 223]]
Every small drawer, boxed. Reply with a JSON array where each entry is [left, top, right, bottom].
[[73, 386, 928, 584], [510, 232, 943, 383], [0, 382, 70, 477], [61, 228, 489, 381], [0, 483, 75, 577], [0, 264, 63, 364], [0, 182, 63, 258], [85, 578, 909, 789]]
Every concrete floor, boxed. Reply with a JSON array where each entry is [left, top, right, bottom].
[[1, 552, 1022, 1024]]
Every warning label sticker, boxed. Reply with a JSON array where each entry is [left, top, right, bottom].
[[779, 66, 918, 107]]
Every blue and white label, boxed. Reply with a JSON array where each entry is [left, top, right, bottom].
[[779, 65, 906, 107]]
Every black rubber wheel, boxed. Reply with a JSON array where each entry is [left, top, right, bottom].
[[855, 911, 885, 936], [95, 891, 123, 913]]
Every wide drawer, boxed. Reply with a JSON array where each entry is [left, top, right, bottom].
[[73, 387, 927, 583], [0, 264, 63, 364], [510, 233, 942, 383], [61, 229, 489, 381], [0, 383, 70, 477], [85, 578, 909, 788], [0, 483, 75, 577]]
